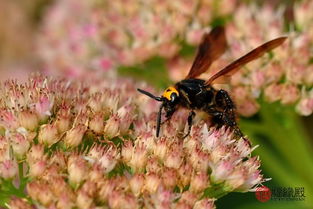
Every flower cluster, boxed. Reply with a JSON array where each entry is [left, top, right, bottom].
[[37, 0, 313, 117], [38, 0, 237, 78], [0, 75, 263, 208], [225, 2, 313, 116], [169, 2, 313, 117]]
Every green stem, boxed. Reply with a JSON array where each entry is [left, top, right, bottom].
[[0, 162, 28, 206], [204, 184, 230, 199]]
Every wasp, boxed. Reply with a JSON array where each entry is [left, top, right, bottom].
[[138, 26, 286, 139]]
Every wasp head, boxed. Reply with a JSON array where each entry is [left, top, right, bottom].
[[161, 86, 179, 117], [137, 87, 180, 137]]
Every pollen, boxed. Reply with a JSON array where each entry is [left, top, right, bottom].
[[162, 86, 179, 101]]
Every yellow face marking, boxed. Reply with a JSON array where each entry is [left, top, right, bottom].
[[162, 86, 179, 101]]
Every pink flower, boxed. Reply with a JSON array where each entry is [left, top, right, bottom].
[[38, 124, 59, 146], [67, 154, 88, 186], [9, 133, 30, 158], [64, 125, 87, 148], [18, 110, 39, 131], [129, 174, 145, 196], [35, 95, 54, 119], [296, 95, 313, 116], [0, 159, 18, 179]]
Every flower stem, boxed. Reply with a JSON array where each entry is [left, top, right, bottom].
[[204, 184, 229, 199]]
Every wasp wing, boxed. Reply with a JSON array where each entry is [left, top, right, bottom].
[[205, 37, 287, 85], [185, 26, 227, 79]]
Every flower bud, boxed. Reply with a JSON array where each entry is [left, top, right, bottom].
[[117, 104, 133, 134], [119, 113, 132, 135], [121, 140, 133, 163], [98, 179, 115, 202], [129, 143, 147, 172], [55, 109, 71, 133], [281, 84, 300, 104], [0, 159, 18, 179], [224, 169, 245, 192], [164, 144, 183, 169], [98, 152, 118, 174], [235, 138, 252, 158], [237, 170, 263, 192], [8, 197, 33, 209], [237, 98, 260, 117], [18, 110, 39, 131], [140, 132, 155, 151], [178, 163, 193, 188], [27, 144, 45, 164], [49, 176, 69, 197], [103, 93, 119, 113], [64, 125, 87, 147], [154, 137, 168, 161], [129, 174, 144, 196], [29, 160, 47, 178], [56, 192, 75, 209], [68, 155, 88, 186], [88, 164, 103, 182], [162, 168, 177, 189], [175, 201, 193, 209], [88, 93, 103, 112], [210, 160, 235, 184], [296, 96, 313, 116], [104, 114, 120, 138], [27, 181, 54, 206], [145, 157, 161, 174], [189, 148, 209, 172], [10, 133, 30, 158], [194, 198, 215, 209], [186, 29, 204, 45], [178, 191, 198, 206], [35, 95, 53, 119], [264, 84, 282, 102], [151, 187, 173, 208], [38, 124, 59, 146], [76, 190, 93, 209], [144, 172, 161, 194], [190, 171, 209, 193], [108, 191, 123, 209], [50, 151, 67, 170], [89, 113, 104, 134], [0, 110, 19, 129]]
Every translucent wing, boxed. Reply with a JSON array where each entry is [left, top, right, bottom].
[[185, 26, 227, 79], [205, 37, 287, 85]]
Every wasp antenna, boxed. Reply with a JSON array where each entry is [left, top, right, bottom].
[[137, 88, 162, 101], [156, 103, 164, 137]]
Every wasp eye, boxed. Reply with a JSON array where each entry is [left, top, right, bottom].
[[170, 93, 178, 102]]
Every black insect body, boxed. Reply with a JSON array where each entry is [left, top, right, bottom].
[[160, 78, 241, 138], [138, 26, 287, 139]]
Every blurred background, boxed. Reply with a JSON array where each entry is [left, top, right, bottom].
[[0, 0, 312, 208]]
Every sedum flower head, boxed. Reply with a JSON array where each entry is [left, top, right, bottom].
[[36, 0, 313, 117], [38, 0, 237, 78], [0, 75, 266, 208], [168, 2, 313, 117]]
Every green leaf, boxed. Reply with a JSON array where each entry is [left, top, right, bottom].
[[118, 56, 172, 89]]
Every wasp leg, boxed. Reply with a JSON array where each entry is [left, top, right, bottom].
[[215, 89, 237, 125], [183, 111, 195, 139], [215, 90, 251, 146], [161, 109, 176, 125]]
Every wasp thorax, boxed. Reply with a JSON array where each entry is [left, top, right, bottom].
[[162, 86, 179, 101]]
